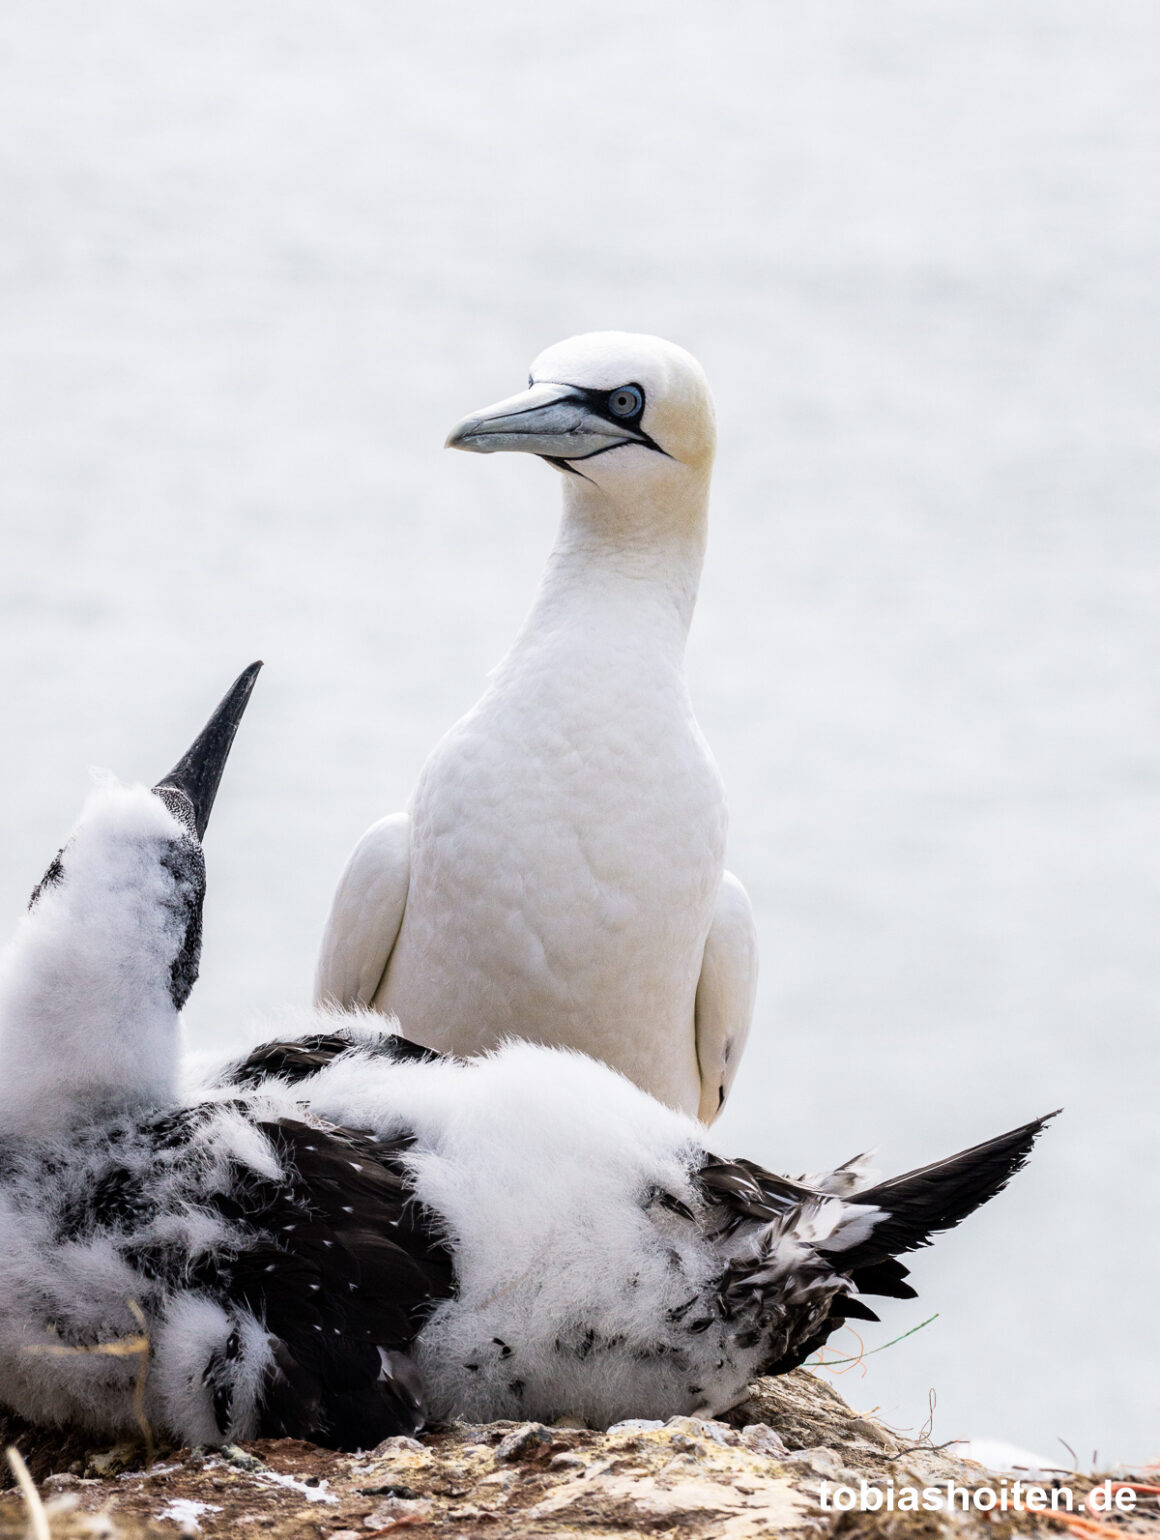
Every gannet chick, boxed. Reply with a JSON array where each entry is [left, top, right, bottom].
[[0, 662, 261, 1140], [0, 668, 451, 1449], [316, 332, 757, 1121], [222, 1026, 1055, 1429]]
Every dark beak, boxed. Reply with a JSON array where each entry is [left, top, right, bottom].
[[153, 662, 263, 839]]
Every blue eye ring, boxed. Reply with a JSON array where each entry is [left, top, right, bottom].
[[607, 384, 644, 419]]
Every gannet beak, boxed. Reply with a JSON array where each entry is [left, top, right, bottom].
[[153, 661, 263, 839], [445, 383, 648, 460]]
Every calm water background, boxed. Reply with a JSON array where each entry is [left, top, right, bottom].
[[2, 1, 1157, 1462]]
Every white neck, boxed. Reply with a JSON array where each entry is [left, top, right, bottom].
[[0, 917, 181, 1141], [0, 788, 185, 1140], [504, 466, 711, 665]]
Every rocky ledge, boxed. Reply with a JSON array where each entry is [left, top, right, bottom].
[[0, 1371, 1153, 1540]]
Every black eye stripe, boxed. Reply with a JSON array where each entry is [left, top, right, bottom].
[[529, 379, 646, 426], [528, 379, 673, 460]]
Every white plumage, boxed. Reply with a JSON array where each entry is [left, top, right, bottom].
[[0, 786, 192, 1140], [316, 332, 758, 1122]]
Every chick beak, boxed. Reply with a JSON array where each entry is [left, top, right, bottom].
[[153, 661, 263, 839]]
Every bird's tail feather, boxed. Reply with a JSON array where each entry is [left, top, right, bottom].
[[826, 1110, 1059, 1278]]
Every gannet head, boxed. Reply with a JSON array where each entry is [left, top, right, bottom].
[[446, 332, 716, 508], [0, 662, 261, 1136]]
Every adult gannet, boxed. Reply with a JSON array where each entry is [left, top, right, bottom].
[[0, 670, 1053, 1448], [316, 332, 758, 1121]]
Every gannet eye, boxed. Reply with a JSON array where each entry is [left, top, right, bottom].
[[607, 385, 644, 419]]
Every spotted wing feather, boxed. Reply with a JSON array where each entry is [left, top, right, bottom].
[[202, 1118, 453, 1447]]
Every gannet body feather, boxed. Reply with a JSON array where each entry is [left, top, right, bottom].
[[316, 333, 758, 1120]]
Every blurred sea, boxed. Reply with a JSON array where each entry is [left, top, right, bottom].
[[1, 0, 1157, 1462]]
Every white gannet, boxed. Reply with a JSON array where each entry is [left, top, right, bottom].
[[0, 674, 1053, 1445], [316, 332, 758, 1122]]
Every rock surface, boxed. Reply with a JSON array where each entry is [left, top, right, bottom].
[[0, 1371, 1153, 1539]]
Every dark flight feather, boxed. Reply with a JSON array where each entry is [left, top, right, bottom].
[[821, 1111, 1059, 1274], [219, 1030, 441, 1091], [696, 1111, 1057, 1380], [205, 1117, 454, 1446], [21, 1100, 455, 1451]]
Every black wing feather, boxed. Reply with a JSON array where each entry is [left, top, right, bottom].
[[218, 1030, 441, 1090], [207, 1118, 453, 1448], [698, 1113, 1056, 1380], [822, 1112, 1058, 1274]]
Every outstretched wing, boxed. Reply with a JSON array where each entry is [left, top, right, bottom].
[[694, 872, 758, 1123], [315, 812, 411, 1008]]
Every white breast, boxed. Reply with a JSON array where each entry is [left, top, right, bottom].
[[376, 589, 726, 1116]]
